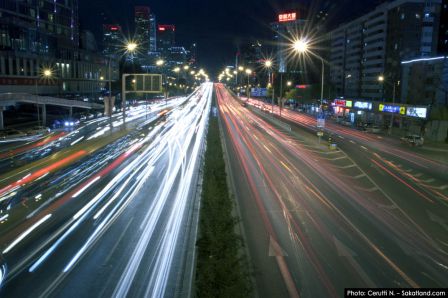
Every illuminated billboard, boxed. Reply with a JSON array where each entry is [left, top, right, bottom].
[[334, 99, 346, 106], [406, 107, 427, 119], [379, 104, 406, 115], [334, 99, 353, 107], [278, 12, 297, 22], [354, 101, 372, 110]]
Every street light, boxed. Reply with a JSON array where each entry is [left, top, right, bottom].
[[378, 75, 400, 135], [263, 59, 275, 113], [183, 65, 189, 70], [292, 38, 325, 112], [287, 81, 292, 87], [121, 41, 139, 125], [293, 39, 309, 53], [126, 42, 138, 53], [43, 69, 52, 78], [35, 67, 54, 126], [156, 59, 164, 66], [245, 68, 252, 102]]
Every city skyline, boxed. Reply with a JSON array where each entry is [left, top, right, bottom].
[[79, 0, 379, 73], [1, 0, 447, 296]]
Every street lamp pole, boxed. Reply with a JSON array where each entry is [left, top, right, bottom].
[[320, 56, 324, 109], [389, 81, 399, 135], [108, 56, 113, 129], [35, 77, 40, 126], [247, 74, 250, 102], [245, 68, 252, 103], [279, 72, 283, 117]]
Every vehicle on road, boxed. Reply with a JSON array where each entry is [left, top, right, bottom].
[[401, 134, 424, 146], [53, 118, 80, 128]]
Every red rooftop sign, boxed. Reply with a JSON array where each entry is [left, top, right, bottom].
[[279, 12, 297, 22], [158, 25, 175, 32]]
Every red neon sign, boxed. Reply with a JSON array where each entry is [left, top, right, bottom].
[[334, 99, 346, 106], [279, 12, 297, 22], [158, 25, 175, 32], [110, 26, 119, 31], [296, 85, 308, 89]]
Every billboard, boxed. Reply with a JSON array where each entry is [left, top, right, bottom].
[[406, 107, 427, 119], [278, 12, 297, 22], [379, 104, 406, 115], [354, 101, 372, 110], [334, 99, 353, 108], [251, 88, 268, 97], [334, 99, 346, 106]]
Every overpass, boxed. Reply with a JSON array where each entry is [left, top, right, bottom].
[[0, 93, 104, 129]]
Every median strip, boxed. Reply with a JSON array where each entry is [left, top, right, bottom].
[[195, 90, 252, 297]]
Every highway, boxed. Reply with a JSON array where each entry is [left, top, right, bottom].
[[218, 85, 448, 297], [0, 83, 212, 297]]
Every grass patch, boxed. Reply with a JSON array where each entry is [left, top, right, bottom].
[[195, 91, 252, 297]]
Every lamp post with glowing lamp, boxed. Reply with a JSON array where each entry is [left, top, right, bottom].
[[292, 38, 325, 111]]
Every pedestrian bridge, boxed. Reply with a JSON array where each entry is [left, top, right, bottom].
[[0, 93, 103, 109], [0, 93, 104, 129]]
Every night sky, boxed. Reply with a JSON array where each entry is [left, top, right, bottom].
[[79, 0, 378, 74]]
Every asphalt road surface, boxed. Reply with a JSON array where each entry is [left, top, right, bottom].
[[0, 83, 213, 297], [218, 84, 448, 298]]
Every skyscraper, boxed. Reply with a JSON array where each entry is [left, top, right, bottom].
[[103, 24, 122, 56], [328, 0, 443, 101], [271, 11, 307, 73], [149, 13, 157, 53], [0, 0, 113, 98], [135, 6, 151, 55], [157, 25, 176, 57]]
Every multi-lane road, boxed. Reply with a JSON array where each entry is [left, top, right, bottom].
[[217, 84, 448, 297], [0, 83, 213, 297], [1, 82, 446, 297]]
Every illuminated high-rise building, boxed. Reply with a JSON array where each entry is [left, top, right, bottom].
[[149, 13, 157, 53], [157, 25, 176, 57], [135, 6, 151, 55], [103, 24, 122, 56], [0, 0, 117, 99]]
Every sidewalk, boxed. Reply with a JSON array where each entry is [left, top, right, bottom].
[[287, 107, 448, 163]]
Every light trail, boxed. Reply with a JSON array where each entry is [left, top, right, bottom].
[[217, 85, 448, 295]]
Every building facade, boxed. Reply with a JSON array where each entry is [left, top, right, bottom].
[[328, 0, 443, 102], [102, 24, 122, 56], [401, 56, 448, 106], [271, 12, 307, 73], [135, 6, 150, 55], [0, 0, 115, 99], [149, 13, 157, 53], [157, 24, 175, 58]]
